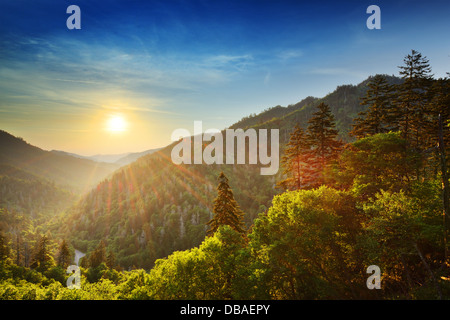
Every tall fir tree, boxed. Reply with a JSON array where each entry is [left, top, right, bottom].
[[393, 49, 433, 149], [89, 240, 107, 268], [428, 78, 450, 147], [351, 74, 393, 139], [106, 250, 116, 269], [278, 125, 318, 191], [206, 172, 245, 236], [306, 102, 343, 184], [0, 232, 10, 262], [30, 235, 54, 272], [56, 239, 71, 268]]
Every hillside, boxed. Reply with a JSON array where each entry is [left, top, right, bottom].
[[0, 131, 120, 192], [0, 164, 75, 218], [231, 74, 403, 143]]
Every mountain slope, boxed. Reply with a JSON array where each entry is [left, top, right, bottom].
[[0, 130, 120, 191], [231, 74, 403, 143], [0, 164, 75, 218]]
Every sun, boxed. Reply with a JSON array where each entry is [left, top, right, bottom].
[[107, 114, 127, 132]]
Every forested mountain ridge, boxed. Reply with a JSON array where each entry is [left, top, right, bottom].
[[0, 164, 75, 218], [231, 74, 403, 143], [0, 130, 120, 192]]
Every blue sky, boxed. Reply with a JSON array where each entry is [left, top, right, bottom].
[[0, 0, 449, 154]]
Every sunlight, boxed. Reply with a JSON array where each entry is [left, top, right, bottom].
[[107, 114, 127, 132]]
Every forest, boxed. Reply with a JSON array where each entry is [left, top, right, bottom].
[[0, 50, 449, 300]]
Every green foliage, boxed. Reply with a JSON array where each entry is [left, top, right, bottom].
[[148, 225, 247, 299], [331, 132, 422, 199], [360, 181, 446, 299], [248, 186, 363, 299]]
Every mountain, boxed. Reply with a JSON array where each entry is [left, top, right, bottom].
[[0, 130, 120, 192], [51, 148, 162, 166], [231, 74, 403, 143], [113, 148, 162, 166], [0, 163, 75, 219], [57, 75, 396, 269]]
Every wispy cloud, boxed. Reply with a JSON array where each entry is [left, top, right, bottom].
[[308, 67, 367, 78], [277, 49, 303, 61]]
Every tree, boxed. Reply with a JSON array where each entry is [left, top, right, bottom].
[[56, 239, 71, 268], [351, 74, 393, 139], [362, 185, 445, 299], [392, 49, 434, 148], [249, 186, 363, 299], [306, 103, 343, 184], [206, 172, 245, 235], [0, 233, 10, 263], [106, 250, 116, 269], [30, 235, 54, 272], [278, 125, 318, 191], [332, 132, 422, 200], [428, 78, 450, 147], [89, 240, 107, 268]]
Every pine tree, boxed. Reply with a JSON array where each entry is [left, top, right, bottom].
[[428, 78, 450, 147], [306, 103, 343, 184], [56, 239, 71, 268], [89, 240, 107, 268], [206, 172, 245, 235], [30, 235, 54, 272], [351, 74, 393, 139], [393, 50, 433, 148], [106, 250, 116, 269], [0, 233, 10, 262], [278, 125, 318, 191]]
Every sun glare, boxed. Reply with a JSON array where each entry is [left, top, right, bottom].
[[107, 115, 127, 132]]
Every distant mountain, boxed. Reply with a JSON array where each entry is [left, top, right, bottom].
[[114, 148, 162, 166], [0, 163, 75, 218], [51, 148, 162, 166], [0, 130, 120, 192], [51, 150, 129, 163]]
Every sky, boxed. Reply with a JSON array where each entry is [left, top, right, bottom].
[[0, 0, 449, 155]]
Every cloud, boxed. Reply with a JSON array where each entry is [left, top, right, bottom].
[[277, 49, 303, 61], [264, 72, 271, 85], [308, 67, 367, 78]]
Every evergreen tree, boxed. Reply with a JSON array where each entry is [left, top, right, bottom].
[[56, 239, 71, 268], [30, 235, 54, 272], [351, 74, 393, 139], [393, 50, 433, 148], [89, 240, 107, 268], [106, 250, 116, 269], [278, 125, 318, 191], [206, 172, 245, 235], [0, 232, 10, 262], [306, 102, 343, 184], [428, 78, 450, 147]]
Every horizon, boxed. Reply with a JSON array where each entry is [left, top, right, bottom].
[[1, 0, 449, 155]]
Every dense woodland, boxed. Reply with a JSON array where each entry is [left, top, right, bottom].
[[0, 50, 449, 299]]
